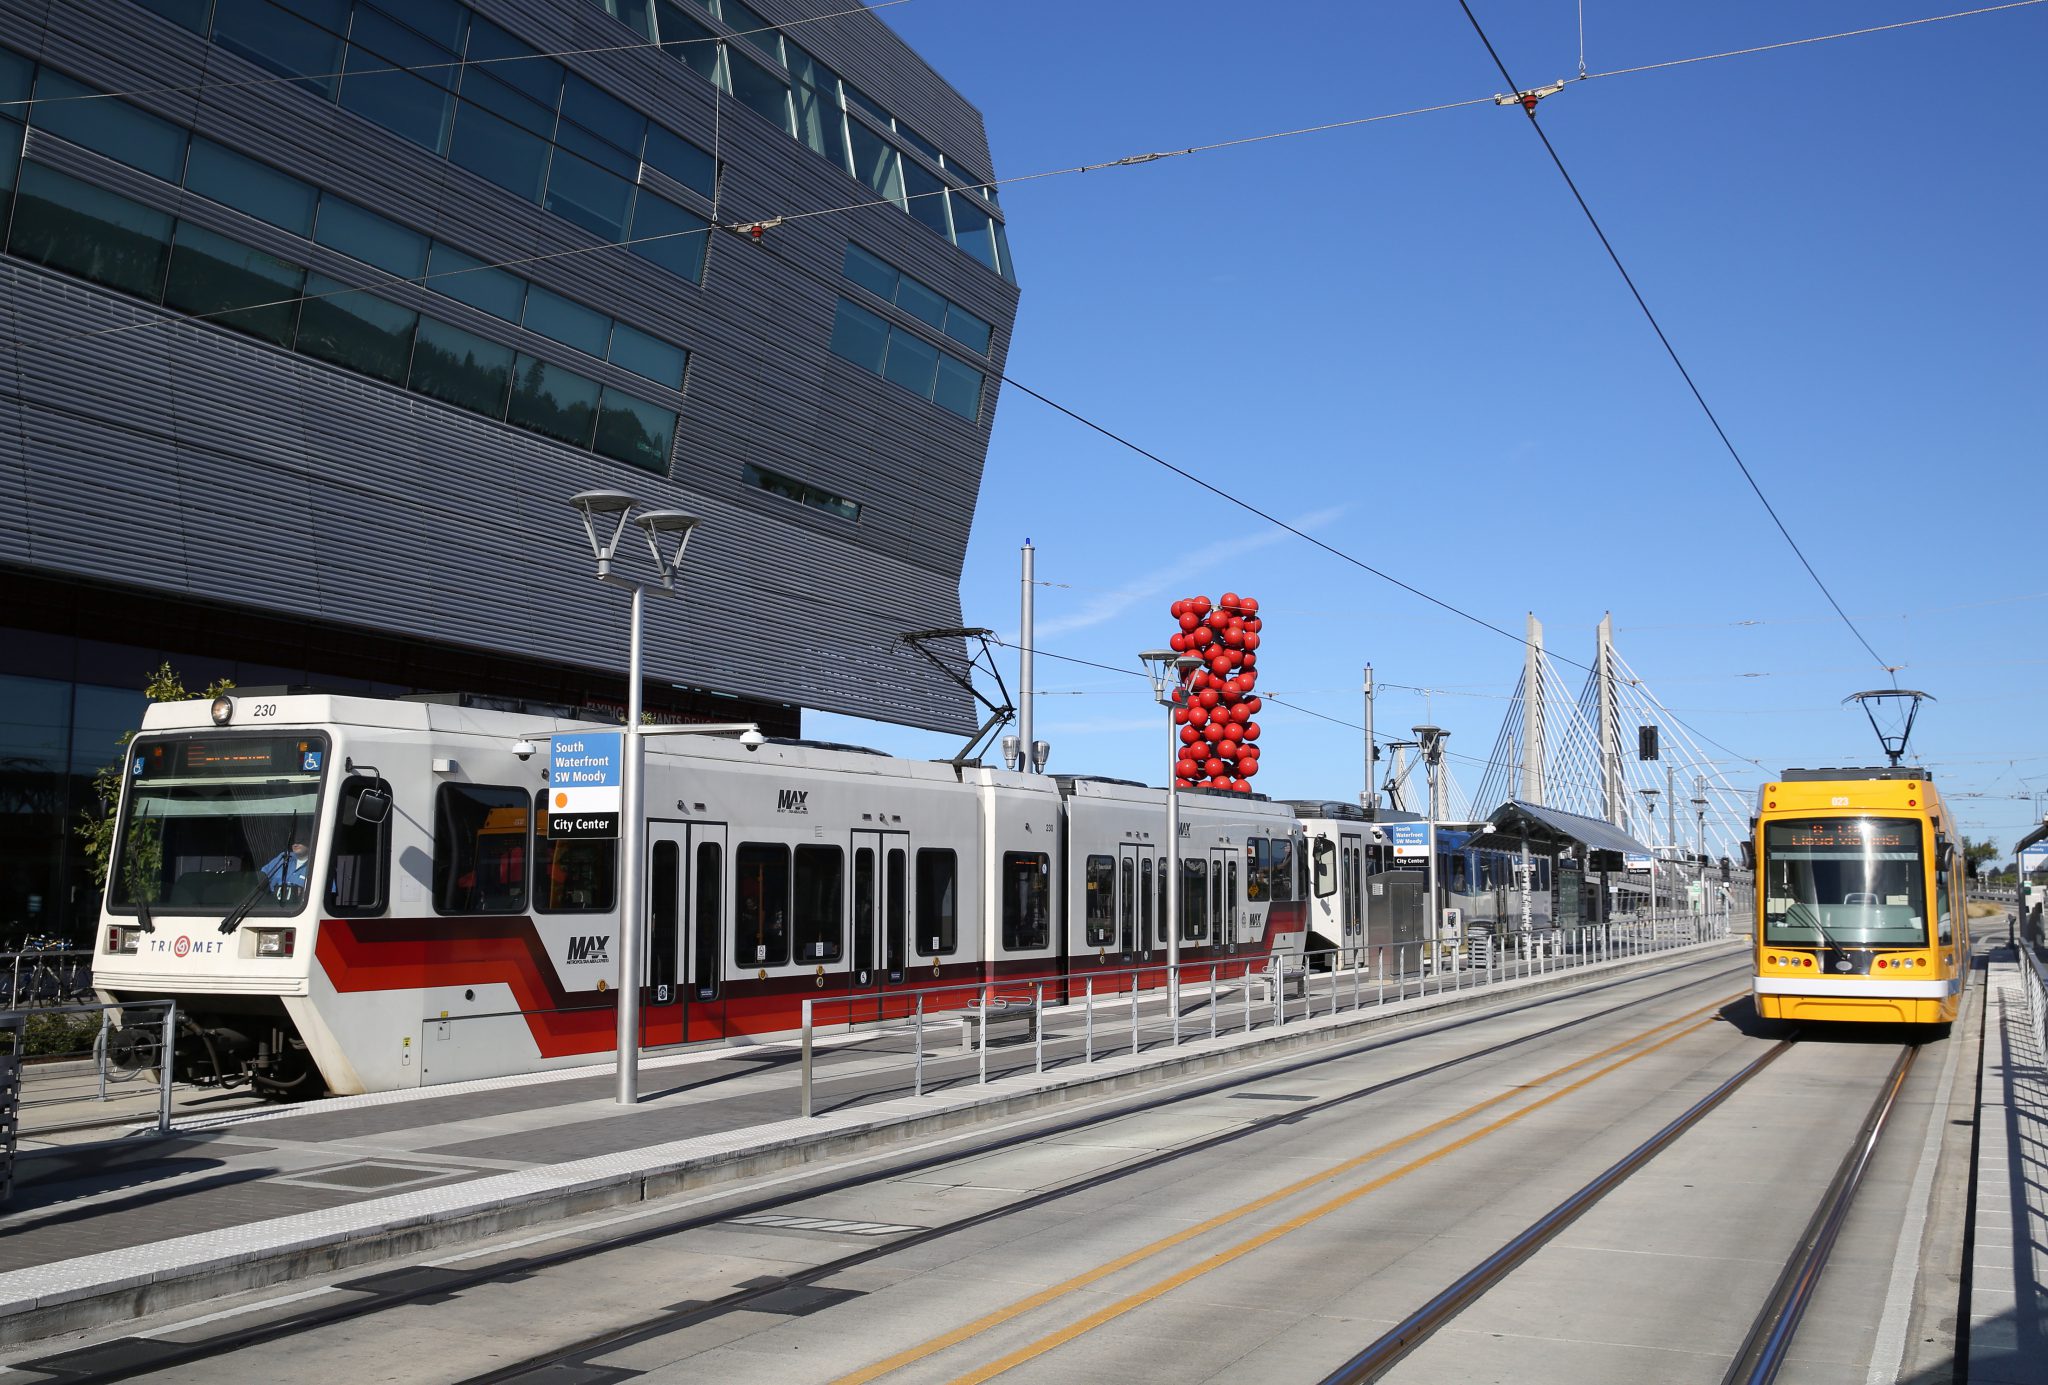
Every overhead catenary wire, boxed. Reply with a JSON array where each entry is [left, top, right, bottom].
[[1454, 0, 1898, 678]]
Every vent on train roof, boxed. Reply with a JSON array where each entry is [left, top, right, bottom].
[[766, 737, 888, 757], [1777, 766, 1934, 782], [1053, 775, 1148, 790]]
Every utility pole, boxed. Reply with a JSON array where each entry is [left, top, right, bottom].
[[1521, 614, 1545, 805], [1018, 539, 1034, 769], [1361, 664, 1376, 814], [1598, 614, 1622, 827]]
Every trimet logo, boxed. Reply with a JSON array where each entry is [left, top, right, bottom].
[[776, 789, 809, 814], [566, 935, 612, 964]]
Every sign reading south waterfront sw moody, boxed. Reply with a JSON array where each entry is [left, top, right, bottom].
[[1385, 821, 1432, 859], [547, 733, 622, 837]]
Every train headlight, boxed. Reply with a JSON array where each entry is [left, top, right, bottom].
[[254, 928, 296, 958], [210, 694, 235, 726], [106, 925, 138, 954]]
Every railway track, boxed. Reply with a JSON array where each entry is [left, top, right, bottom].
[[9, 953, 1752, 1385]]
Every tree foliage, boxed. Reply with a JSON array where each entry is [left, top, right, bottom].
[[1962, 834, 2000, 879], [76, 663, 235, 891]]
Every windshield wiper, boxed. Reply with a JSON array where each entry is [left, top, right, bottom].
[[220, 813, 299, 936], [129, 804, 156, 933]]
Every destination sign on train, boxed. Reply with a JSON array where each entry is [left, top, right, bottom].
[[1781, 821, 1913, 850]]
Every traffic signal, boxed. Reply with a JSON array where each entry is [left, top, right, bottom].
[[1638, 725, 1658, 761]]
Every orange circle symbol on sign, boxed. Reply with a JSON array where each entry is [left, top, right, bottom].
[[554, 791, 568, 809]]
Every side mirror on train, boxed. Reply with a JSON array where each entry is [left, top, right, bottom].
[[346, 786, 392, 826]]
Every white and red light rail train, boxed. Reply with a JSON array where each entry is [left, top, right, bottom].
[[92, 693, 1312, 1096]]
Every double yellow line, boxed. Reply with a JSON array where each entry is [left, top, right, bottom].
[[833, 993, 1741, 1385]]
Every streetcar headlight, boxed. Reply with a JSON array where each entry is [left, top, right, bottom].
[[210, 694, 235, 726], [254, 928, 296, 958]]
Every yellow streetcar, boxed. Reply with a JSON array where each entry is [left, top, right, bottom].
[[1751, 765, 1967, 1027]]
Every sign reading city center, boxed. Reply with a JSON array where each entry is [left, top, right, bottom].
[[547, 732, 622, 838], [1384, 821, 1432, 859]]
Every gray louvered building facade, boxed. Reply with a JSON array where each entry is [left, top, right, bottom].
[[0, 0, 1018, 940]]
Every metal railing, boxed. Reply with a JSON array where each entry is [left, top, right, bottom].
[[2022, 926, 2047, 1061], [794, 918, 1717, 1116], [4, 999, 179, 1139]]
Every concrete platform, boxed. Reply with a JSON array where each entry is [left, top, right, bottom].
[[0, 945, 1748, 1345], [1968, 949, 2048, 1384]]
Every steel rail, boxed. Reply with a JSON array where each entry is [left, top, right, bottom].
[[1320, 1035, 1798, 1384], [16, 955, 1744, 1385], [1721, 1043, 1920, 1385]]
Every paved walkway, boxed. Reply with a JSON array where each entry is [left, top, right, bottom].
[[1970, 948, 2048, 1383]]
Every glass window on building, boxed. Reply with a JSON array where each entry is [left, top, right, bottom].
[[426, 241, 525, 320], [409, 316, 515, 417], [522, 285, 612, 358], [653, 0, 724, 85], [592, 388, 676, 473], [184, 140, 319, 236], [607, 323, 687, 389], [340, 7, 463, 156], [9, 164, 174, 301], [845, 119, 903, 208], [932, 355, 981, 422], [30, 70, 188, 181], [314, 198, 429, 278], [642, 125, 715, 200], [162, 222, 306, 348], [296, 275, 419, 385], [212, 0, 351, 99], [828, 299, 889, 374], [949, 192, 998, 273], [628, 193, 708, 283], [507, 353, 601, 448], [901, 159, 950, 240], [881, 329, 937, 398], [725, 45, 792, 135]]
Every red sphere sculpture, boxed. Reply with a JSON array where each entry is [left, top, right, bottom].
[[1163, 589, 1270, 792]]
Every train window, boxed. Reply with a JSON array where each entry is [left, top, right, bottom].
[[1244, 840, 1264, 900], [793, 845, 843, 962], [432, 784, 529, 914], [1120, 856, 1135, 948], [916, 848, 958, 955], [1228, 860, 1239, 942], [1211, 861, 1224, 943], [854, 847, 876, 976], [327, 775, 391, 916], [1450, 856, 1468, 892], [1085, 854, 1116, 947], [693, 841, 720, 999], [1936, 864, 1953, 943], [1141, 857, 1154, 945], [649, 840, 679, 991], [1003, 852, 1051, 950], [734, 842, 791, 967], [1264, 837, 1296, 904], [529, 791, 617, 913], [885, 848, 907, 974], [1313, 837, 1337, 898], [1182, 858, 1207, 941]]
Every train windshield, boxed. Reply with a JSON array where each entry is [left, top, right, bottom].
[[1762, 817, 1927, 947], [109, 733, 330, 918]]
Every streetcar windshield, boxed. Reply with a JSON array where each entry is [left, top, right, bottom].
[[109, 734, 330, 918], [1761, 817, 1927, 947]]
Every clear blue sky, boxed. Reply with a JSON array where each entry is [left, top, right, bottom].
[[808, 0, 2048, 859]]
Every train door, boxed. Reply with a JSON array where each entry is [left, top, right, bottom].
[[1118, 844, 1141, 958], [1342, 833, 1363, 960], [851, 829, 908, 1021], [647, 819, 727, 1043]]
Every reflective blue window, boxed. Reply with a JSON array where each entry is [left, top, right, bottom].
[[600, 0, 654, 40], [364, 0, 466, 49], [933, 354, 982, 422], [881, 329, 937, 398], [296, 273, 418, 384], [410, 315, 514, 416], [726, 46, 790, 134], [607, 322, 686, 388], [427, 242, 525, 320], [628, 193, 706, 283], [546, 147, 635, 240], [845, 119, 902, 208], [901, 160, 949, 239], [462, 18, 561, 115], [893, 276, 945, 333], [340, 8, 461, 155], [642, 125, 714, 199], [211, 0, 349, 97], [896, 124, 942, 168], [840, 243, 896, 301], [558, 76, 643, 170], [593, 387, 676, 472], [842, 83, 887, 127], [448, 99, 552, 202], [949, 192, 998, 273], [943, 305, 992, 357], [992, 220, 1017, 284], [30, 71, 187, 181], [314, 197, 427, 277], [8, 163, 173, 300], [163, 221, 305, 347], [508, 353, 601, 447], [653, 1, 723, 85], [827, 299, 888, 374], [522, 285, 610, 357], [185, 139, 317, 236]]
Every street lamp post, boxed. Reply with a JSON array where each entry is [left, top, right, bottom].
[[570, 491, 701, 1106], [1142, 649, 1202, 1006], [1638, 786, 1660, 916]]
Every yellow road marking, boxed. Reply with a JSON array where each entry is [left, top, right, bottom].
[[830, 993, 1738, 1385]]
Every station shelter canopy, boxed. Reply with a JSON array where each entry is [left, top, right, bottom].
[[1484, 799, 1654, 870]]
